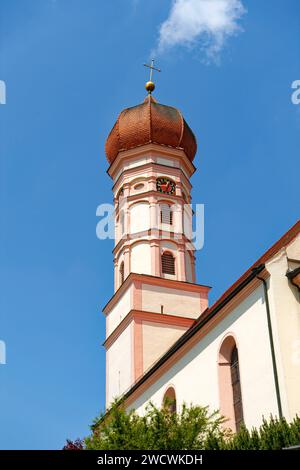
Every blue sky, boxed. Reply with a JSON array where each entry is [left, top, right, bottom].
[[0, 0, 299, 450]]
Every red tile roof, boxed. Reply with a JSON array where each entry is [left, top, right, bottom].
[[105, 95, 197, 164]]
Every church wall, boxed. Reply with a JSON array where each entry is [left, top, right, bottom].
[[131, 242, 152, 275], [107, 321, 133, 405], [160, 240, 179, 252], [106, 286, 132, 337], [104, 90, 300, 428], [183, 204, 193, 240], [142, 321, 188, 373], [156, 156, 176, 168], [129, 178, 148, 196], [185, 253, 193, 283], [128, 285, 280, 430], [130, 202, 150, 233], [267, 237, 300, 420], [141, 283, 202, 319], [126, 156, 151, 170], [114, 156, 151, 180], [169, 202, 183, 235]]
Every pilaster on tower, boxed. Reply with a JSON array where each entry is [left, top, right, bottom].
[[103, 89, 210, 407]]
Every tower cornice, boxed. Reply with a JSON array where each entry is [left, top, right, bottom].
[[113, 231, 196, 258], [103, 272, 211, 316], [114, 189, 188, 217], [112, 163, 193, 196], [103, 309, 195, 350], [107, 143, 196, 180]]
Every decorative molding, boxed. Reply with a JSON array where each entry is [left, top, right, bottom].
[[104, 309, 195, 350], [108, 143, 196, 180], [113, 231, 196, 257], [103, 272, 211, 315]]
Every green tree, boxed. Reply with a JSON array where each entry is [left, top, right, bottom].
[[219, 416, 300, 450], [85, 400, 225, 450], [65, 404, 300, 450]]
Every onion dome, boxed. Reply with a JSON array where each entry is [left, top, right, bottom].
[[105, 95, 197, 164]]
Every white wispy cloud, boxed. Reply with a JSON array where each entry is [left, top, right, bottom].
[[155, 0, 246, 61]]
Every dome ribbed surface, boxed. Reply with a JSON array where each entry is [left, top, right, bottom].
[[105, 95, 197, 164]]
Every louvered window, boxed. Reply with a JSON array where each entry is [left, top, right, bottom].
[[119, 262, 124, 285], [161, 252, 175, 275], [160, 204, 173, 225]]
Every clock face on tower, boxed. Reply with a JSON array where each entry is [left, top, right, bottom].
[[156, 177, 176, 195]]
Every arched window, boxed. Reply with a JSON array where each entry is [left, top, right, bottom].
[[160, 204, 173, 225], [161, 252, 175, 275], [119, 262, 124, 285], [230, 346, 244, 431], [118, 186, 124, 202], [218, 336, 244, 431], [163, 387, 176, 414]]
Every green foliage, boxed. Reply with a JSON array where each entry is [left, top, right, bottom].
[[84, 403, 300, 451], [85, 400, 225, 450], [257, 415, 300, 450], [209, 415, 300, 450]]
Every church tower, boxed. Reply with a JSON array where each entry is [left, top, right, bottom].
[[103, 75, 210, 406]]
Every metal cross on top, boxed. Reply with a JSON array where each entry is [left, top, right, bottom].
[[143, 59, 161, 94], [144, 59, 161, 82]]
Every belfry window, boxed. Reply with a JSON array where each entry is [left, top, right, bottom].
[[160, 204, 173, 225], [119, 262, 124, 285], [161, 252, 175, 275], [230, 346, 244, 431]]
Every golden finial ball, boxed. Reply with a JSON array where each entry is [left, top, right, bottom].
[[145, 81, 155, 93]]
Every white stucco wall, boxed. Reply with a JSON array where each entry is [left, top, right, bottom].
[[119, 210, 125, 240], [106, 287, 132, 337], [161, 240, 178, 255], [130, 179, 148, 196], [130, 202, 150, 233], [171, 203, 183, 234], [156, 157, 176, 168], [286, 234, 300, 260], [131, 242, 151, 275], [107, 321, 133, 405], [267, 238, 300, 420], [143, 322, 187, 372], [185, 252, 193, 283], [113, 157, 151, 181], [117, 254, 125, 289], [126, 157, 150, 170], [183, 204, 193, 240], [128, 285, 280, 430], [141, 284, 201, 318]]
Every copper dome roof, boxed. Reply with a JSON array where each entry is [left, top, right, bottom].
[[105, 95, 197, 164]]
